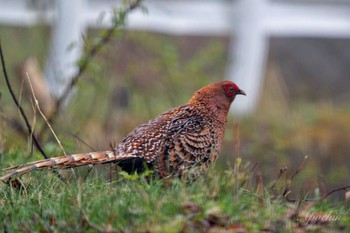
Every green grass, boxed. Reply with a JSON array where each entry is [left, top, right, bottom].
[[0, 158, 349, 233]]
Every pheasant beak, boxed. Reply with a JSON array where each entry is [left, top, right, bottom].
[[237, 89, 246, 96]]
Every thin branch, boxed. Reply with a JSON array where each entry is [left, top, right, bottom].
[[69, 133, 96, 151], [269, 166, 288, 192], [42, 0, 143, 130], [282, 155, 308, 199], [248, 162, 258, 176], [239, 162, 258, 188], [321, 185, 350, 201], [290, 155, 308, 180], [0, 40, 48, 159]]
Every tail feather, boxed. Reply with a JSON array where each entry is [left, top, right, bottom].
[[0, 150, 137, 181]]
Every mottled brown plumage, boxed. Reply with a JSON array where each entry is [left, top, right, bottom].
[[0, 81, 245, 181]]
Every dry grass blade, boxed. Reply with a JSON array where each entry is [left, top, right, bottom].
[[26, 73, 67, 156]]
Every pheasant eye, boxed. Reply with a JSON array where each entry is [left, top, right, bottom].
[[224, 84, 236, 97]]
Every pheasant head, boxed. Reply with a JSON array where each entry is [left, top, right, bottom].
[[189, 80, 246, 119]]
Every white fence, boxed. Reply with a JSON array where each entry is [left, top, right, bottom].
[[1, 0, 350, 114]]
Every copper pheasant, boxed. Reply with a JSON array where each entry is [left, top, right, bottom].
[[0, 81, 245, 181]]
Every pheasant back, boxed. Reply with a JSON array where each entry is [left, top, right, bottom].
[[115, 103, 225, 178]]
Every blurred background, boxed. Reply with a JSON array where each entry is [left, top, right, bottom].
[[0, 0, 349, 197]]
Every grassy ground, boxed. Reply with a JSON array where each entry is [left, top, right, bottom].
[[0, 154, 349, 233]]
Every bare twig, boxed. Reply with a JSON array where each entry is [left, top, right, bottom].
[[248, 162, 258, 176], [41, 0, 144, 133], [269, 166, 288, 192], [70, 133, 96, 151], [0, 40, 48, 159], [290, 155, 308, 180], [282, 155, 308, 200], [321, 185, 350, 201], [239, 162, 258, 188], [284, 185, 350, 205]]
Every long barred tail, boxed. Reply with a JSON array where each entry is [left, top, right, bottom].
[[0, 150, 136, 181]]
